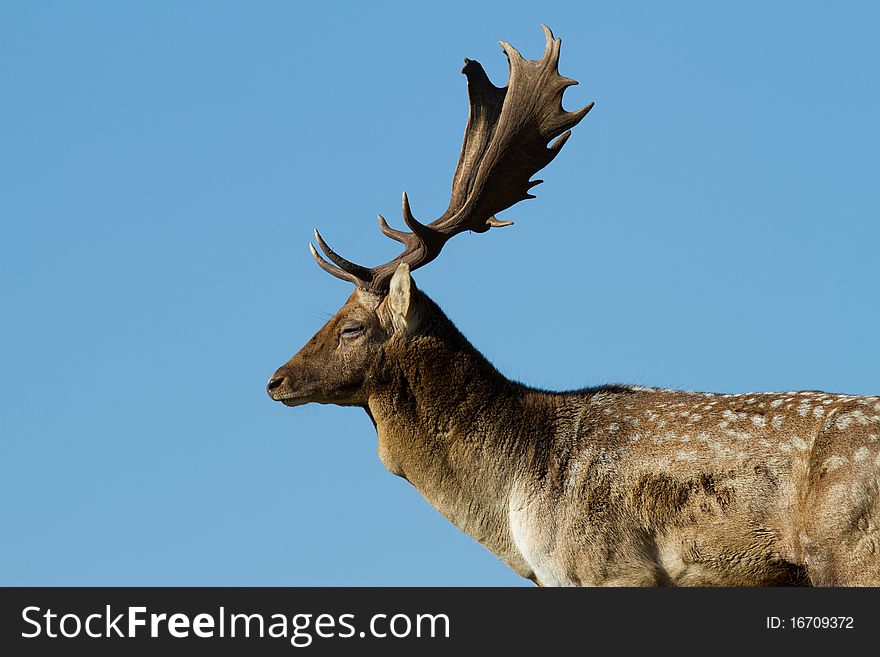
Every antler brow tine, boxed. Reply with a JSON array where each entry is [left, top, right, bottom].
[[309, 243, 362, 286]]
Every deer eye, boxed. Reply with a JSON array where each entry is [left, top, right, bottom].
[[340, 323, 365, 339]]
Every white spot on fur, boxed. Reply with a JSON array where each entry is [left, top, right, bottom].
[[772, 415, 784, 429], [675, 451, 698, 462], [770, 399, 783, 409], [825, 483, 849, 507], [822, 456, 847, 472], [836, 414, 854, 430], [813, 406, 826, 418], [854, 447, 869, 462], [797, 401, 811, 417], [751, 415, 766, 427], [791, 436, 808, 451]]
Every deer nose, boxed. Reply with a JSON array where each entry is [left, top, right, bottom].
[[267, 375, 286, 396]]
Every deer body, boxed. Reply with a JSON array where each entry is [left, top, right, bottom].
[[502, 387, 879, 587], [267, 27, 880, 585]]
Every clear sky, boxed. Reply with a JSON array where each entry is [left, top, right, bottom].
[[1, 1, 877, 586]]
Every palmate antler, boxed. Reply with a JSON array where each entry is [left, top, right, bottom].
[[310, 25, 593, 291]]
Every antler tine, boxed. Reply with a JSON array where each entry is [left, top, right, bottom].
[[309, 243, 364, 287], [377, 214, 408, 244], [312, 229, 372, 285], [399, 192, 424, 237], [310, 26, 591, 292], [540, 24, 563, 74], [486, 215, 514, 228], [498, 39, 524, 65], [400, 192, 446, 252], [541, 25, 558, 62], [564, 101, 596, 129]]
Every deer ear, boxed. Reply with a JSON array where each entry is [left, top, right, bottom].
[[388, 262, 415, 332]]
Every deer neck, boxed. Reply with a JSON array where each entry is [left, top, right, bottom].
[[364, 330, 535, 570]]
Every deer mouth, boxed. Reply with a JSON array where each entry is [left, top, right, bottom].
[[279, 396, 309, 407], [267, 390, 310, 407]]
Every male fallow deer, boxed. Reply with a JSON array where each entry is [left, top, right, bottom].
[[268, 26, 880, 586]]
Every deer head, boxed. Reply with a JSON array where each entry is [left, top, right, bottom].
[[267, 25, 592, 408]]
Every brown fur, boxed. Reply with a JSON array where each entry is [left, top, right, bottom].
[[268, 272, 880, 586]]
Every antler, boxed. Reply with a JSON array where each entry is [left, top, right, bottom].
[[311, 24, 593, 291]]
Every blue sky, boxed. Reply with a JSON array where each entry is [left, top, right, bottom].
[[1, 2, 877, 585]]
